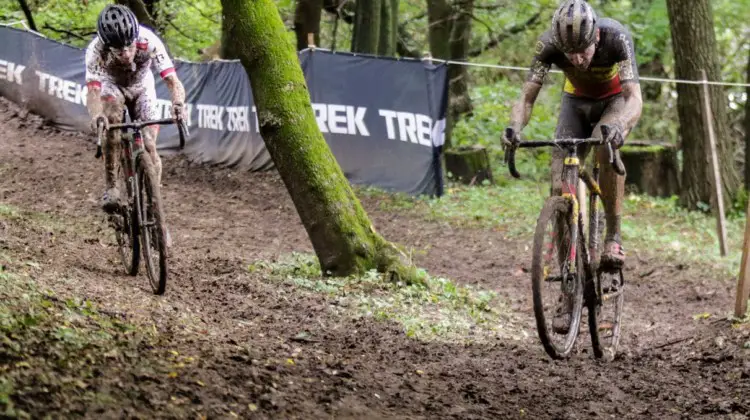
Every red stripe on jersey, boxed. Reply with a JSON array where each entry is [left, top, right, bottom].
[[136, 42, 148, 50], [86, 81, 102, 89], [160, 67, 176, 78]]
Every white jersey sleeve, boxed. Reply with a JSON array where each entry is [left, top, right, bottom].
[[84, 37, 107, 87], [138, 27, 175, 79]]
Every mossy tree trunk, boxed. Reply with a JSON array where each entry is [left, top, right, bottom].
[[293, 0, 324, 51], [221, 0, 421, 282], [351, 0, 381, 53], [666, 0, 740, 210]]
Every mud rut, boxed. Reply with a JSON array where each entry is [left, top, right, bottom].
[[1, 97, 749, 419]]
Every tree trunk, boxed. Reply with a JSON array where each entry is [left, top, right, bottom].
[[17, 0, 37, 31], [666, 0, 740, 210], [351, 0, 381, 53], [447, 0, 473, 119], [220, 13, 240, 59], [745, 47, 750, 191], [220, 0, 422, 283], [377, 0, 398, 56], [427, 0, 452, 59], [294, 0, 324, 51]]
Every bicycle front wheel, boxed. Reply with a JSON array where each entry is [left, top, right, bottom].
[[114, 157, 140, 275], [137, 154, 168, 295], [587, 267, 625, 361], [531, 196, 585, 359]]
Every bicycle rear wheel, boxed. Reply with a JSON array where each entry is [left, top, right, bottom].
[[531, 196, 585, 359], [587, 267, 624, 361], [113, 157, 140, 275], [136, 154, 168, 295]]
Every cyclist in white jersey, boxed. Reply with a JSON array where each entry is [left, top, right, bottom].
[[84, 4, 185, 214]]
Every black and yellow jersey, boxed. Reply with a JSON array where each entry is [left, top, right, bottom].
[[527, 18, 639, 100]]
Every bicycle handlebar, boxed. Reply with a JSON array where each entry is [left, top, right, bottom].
[[95, 117, 189, 158], [504, 124, 626, 179]]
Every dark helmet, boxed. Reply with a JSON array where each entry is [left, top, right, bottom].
[[96, 4, 139, 48], [551, 0, 598, 53]]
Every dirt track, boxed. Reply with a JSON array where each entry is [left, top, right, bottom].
[[1, 96, 749, 419]]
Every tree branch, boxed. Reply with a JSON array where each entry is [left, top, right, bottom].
[[467, 11, 494, 40], [17, 0, 37, 31], [181, 0, 219, 24], [474, 1, 510, 10], [42, 23, 95, 41], [469, 12, 540, 57], [398, 11, 427, 30], [166, 18, 201, 42]]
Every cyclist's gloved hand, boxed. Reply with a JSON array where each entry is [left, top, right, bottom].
[[171, 102, 184, 121], [605, 123, 625, 149], [90, 114, 108, 134], [503, 127, 521, 148]]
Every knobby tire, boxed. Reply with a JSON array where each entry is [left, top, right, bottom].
[[137, 154, 168, 295], [531, 196, 584, 359], [587, 268, 624, 360], [115, 155, 139, 275]]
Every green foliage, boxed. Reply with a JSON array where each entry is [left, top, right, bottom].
[[252, 252, 523, 342], [360, 177, 748, 278]]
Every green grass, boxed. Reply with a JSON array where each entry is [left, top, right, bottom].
[[0, 263, 166, 418], [249, 253, 525, 342], [356, 172, 747, 278]]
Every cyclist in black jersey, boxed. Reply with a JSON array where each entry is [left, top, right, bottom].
[[504, 0, 643, 333]]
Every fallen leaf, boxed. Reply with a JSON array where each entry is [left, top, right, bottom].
[[286, 358, 295, 366], [248, 404, 258, 412], [196, 380, 205, 387], [416, 369, 424, 375], [168, 372, 178, 378], [169, 350, 179, 356]]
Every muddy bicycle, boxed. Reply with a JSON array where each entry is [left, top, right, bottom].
[[95, 109, 187, 295], [504, 124, 626, 361]]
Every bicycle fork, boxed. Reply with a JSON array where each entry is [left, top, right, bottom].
[[560, 155, 581, 276]]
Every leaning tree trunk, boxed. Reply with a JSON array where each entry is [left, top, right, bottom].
[[666, 0, 740, 210], [293, 0, 323, 51], [351, 0, 381, 53], [221, 0, 421, 283], [745, 47, 750, 191]]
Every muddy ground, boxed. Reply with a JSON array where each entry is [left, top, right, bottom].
[[1, 96, 749, 419]]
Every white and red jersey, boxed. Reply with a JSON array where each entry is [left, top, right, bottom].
[[84, 26, 175, 90]]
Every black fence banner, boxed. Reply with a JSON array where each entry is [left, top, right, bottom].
[[0, 25, 447, 196]]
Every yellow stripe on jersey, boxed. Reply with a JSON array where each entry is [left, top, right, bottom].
[[563, 64, 620, 94]]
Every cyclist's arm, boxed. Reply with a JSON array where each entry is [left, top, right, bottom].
[[84, 39, 105, 123], [163, 74, 186, 108], [618, 82, 642, 137], [509, 37, 552, 133], [614, 31, 642, 137], [509, 81, 543, 133], [146, 29, 186, 109]]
